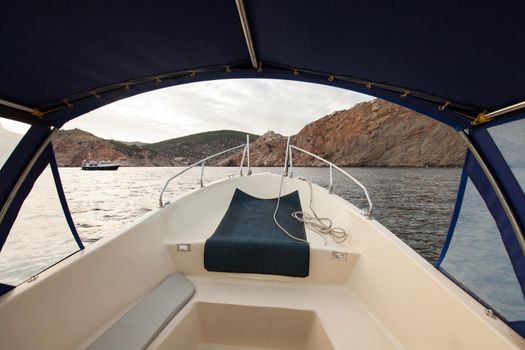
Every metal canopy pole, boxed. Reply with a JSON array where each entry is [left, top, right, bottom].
[[246, 134, 251, 175], [486, 101, 525, 119], [0, 128, 57, 226], [235, 0, 258, 69], [283, 136, 291, 175], [0, 98, 34, 114]]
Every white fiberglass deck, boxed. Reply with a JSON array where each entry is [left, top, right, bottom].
[[0, 173, 523, 349], [151, 276, 401, 349]]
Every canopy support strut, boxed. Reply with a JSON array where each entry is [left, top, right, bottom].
[[0, 98, 33, 114], [0, 98, 44, 120], [235, 0, 258, 69], [486, 100, 525, 119], [0, 128, 57, 226]]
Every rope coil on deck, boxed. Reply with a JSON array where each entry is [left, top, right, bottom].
[[274, 175, 348, 245]]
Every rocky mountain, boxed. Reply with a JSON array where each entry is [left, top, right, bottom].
[[143, 130, 259, 164], [52, 129, 186, 167], [52, 99, 466, 168], [221, 99, 466, 167]]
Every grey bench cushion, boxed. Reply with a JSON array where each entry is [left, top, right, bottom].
[[88, 273, 195, 350]]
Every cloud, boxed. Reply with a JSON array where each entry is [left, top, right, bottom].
[[63, 79, 373, 142]]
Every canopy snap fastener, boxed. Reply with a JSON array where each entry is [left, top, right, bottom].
[[257, 62, 263, 73], [366, 83, 373, 89], [472, 111, 491, 125], [225, 65, 231, 73], [328, 75, 334, 81], [438, 101, 450, 111], [485, 308, 497, 319], [90, 91, 101, 98], [400, 90, 410, 98], [27, 275, 38, 283], [31, 108, 44, 117], [155, 76, 162, 83], [124, 83, 130, 91], [190, 71, 196, 77], [63, 99, 73, 108], [293, 69, 300, 76]]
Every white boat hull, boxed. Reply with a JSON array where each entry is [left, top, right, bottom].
[[0, 173, 522, 349]]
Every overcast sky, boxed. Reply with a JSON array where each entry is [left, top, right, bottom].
[[2, 79, 373, 143]]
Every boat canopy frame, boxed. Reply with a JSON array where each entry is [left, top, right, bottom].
[[1, 0, 525, 338], [1, 68, 524, 301]]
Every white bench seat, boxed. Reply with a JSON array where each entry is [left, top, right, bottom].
[[87, 273, 195, 350]]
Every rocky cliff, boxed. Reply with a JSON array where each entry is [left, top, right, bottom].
[[52, 129, 185, 167], [222, 99, 466, 167], [52, 99, 466, 168], [143, 130, 259, 164]]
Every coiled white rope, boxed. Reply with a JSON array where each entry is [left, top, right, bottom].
[[273, 175, 309, 244], [273, 175, 348, 245]]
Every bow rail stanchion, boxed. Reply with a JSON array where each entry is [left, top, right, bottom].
[[288, 144, 374, 218], [284, 136, 291, 176], [159, 136, 252, 207], [239, 148, 246, 176], [246, 134, 251, 175]]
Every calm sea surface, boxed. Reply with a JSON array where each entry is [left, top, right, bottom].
[[0, 167, 461, 285]]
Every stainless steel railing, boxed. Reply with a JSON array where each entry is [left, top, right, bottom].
[[284, 137, 373, 218], [160, 134, 373, 217], [159, 135, 251, 207]]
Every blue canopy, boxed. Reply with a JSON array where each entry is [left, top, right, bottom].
[[1, 0, 524, 128], [1, 0, 525, 339]]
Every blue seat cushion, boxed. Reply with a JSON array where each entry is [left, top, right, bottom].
[[205, 189, 309, 277]]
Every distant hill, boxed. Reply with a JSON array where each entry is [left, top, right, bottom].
[[52, 100, 468, 168], [52, 129, 186, 167], [143, 130, 259, 164], [221, 99, 466, 167], [118, 140, 147, 147], [52, 129, 258, 167]]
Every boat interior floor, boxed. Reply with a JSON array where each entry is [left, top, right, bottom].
[[149, 275, 401, 350]]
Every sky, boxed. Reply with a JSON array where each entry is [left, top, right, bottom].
[[1, 79, 373, 143]]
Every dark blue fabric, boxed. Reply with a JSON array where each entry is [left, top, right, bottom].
[[0, 125, 53, 251], [0, 283, 14, 296], [39, 67, 471, 130], [0, 145, 51, 251], [437, 138, 525, 337], [509, 321, 525, 337], [1, 0, 246, 107], [469, 129, 525, 300], [467, 156, 525, 299], [435, 151, 470, 267], [1, 1, 525, 114], [470, 128, 525, 234], [467, 154, 525, 338], [247, 1, 525, 111], [205, 189, 309, 277], [49, 147, 84, 250]]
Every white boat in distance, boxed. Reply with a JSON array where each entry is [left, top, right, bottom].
[[81, 160, 120, 171]]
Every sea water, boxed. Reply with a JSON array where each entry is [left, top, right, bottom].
[[0, 166, 461, 285]]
